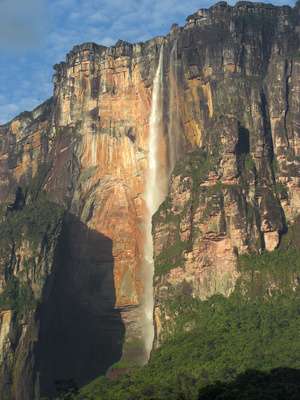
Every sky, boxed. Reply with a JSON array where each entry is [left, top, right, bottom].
[[0, 0, 295, 124]]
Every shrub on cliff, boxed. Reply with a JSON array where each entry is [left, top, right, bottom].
[[0, 195, 64, 316], [0, 277, 36, 315], [0, 195, 64, 248]]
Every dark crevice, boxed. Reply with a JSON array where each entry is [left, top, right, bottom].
[[255, 208, 266, 252], [284, 59, 292, 147], [260, 89, 277, 185], [238, 44, 246, 75], [7, 186, 25, 213], [235, 123, 250, 175], [260, 90, 274, 164], [236, 125, 250, 155], [126, 127, 136, 143]]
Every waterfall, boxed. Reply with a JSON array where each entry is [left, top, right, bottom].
[[143, 44, 166, 359], [142, 40, 183, 360]]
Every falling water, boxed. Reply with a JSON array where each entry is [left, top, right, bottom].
[[143, 44, 166, 359], [142, 40, 183, 360]]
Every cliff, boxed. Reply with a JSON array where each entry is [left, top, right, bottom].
[[152, 0, 300, 343], [0, 1, 299, 398]]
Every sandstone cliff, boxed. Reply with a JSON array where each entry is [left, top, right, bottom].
[[0, 1, 299, 398], [153, 1, 300, 343]]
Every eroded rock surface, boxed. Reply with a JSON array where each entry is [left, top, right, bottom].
[[153, 1, 300, 344], [0, 1, 299, 398]]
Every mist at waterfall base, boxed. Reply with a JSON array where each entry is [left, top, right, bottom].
[[142, 41, 183, 360]]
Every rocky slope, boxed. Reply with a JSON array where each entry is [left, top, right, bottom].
[[0, 1, 299, 399]]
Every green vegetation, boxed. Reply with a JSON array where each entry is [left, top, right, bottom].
[[274, 182, 288, 199], [173, 149, 217, 184], [154, 149, 246, 277], [197, 368, 300, 399], [112, 338, 146, 370], [27, 162, 52, 201], [272, 157, 279, 174], [58, 235, 300, 400], [281, 216, 300, 250], [79, 166, 97, 185], [0, 194, 64, 317], [154, 150, 217, 276], [72, 292, 300, 399], [237, 248, 300, 298], [239, 248, 300, 275], [155, 240, 190, 276], [0, 277, 36, 315], [0, 195, 63, 247], [244, 154, 256, 171]]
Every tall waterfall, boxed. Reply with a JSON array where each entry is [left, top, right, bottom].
[[143, 44, 166, 359], [142, 40, 183, 360]]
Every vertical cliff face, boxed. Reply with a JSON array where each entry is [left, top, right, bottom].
[[0, 197, 63, 400], [0, 1, 300, 398], [0, 36, 172, 398], [153, 2, 300, 343]]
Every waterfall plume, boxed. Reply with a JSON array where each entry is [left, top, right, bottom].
[[143, 44, 167, 359]]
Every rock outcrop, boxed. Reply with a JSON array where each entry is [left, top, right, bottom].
[[0, 1, 299, 398], [153, 1, 300, 344]]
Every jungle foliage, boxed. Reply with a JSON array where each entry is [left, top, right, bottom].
[[59, 230, 300, 400]]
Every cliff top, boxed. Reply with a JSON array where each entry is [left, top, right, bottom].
[[1, 1, 299, 127], [57, 1, 297, 68]]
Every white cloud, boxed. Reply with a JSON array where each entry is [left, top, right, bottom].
[[100, 37, 116, 46]]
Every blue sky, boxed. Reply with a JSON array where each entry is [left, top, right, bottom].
[[0, 0, 295, 124]]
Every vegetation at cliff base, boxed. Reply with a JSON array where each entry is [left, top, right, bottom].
[[71, 290, 300, 400], [57, 240, 300, 400]]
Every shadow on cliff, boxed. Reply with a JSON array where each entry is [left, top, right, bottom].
[[35, 213, 125, 398], [198, 368, 300, 400]]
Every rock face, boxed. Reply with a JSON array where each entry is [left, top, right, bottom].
[[0, 1, 299, 398], [153, 1, 300, 344], [0, 197, 63, 400]]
